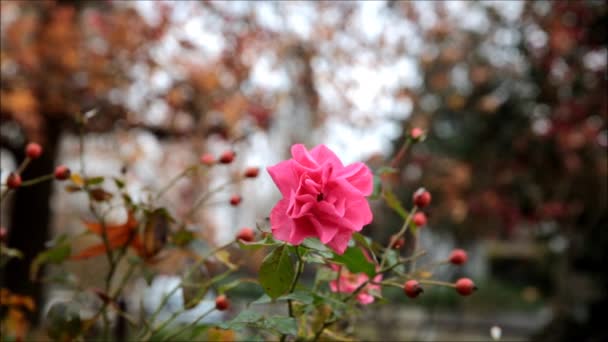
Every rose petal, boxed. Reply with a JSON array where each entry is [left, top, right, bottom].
[[326, 230, 353, 255], [291, 144, 318, 169], [267, 160, 300, 197], [340, 162, 373, 196], [310, 144, 343, 167]]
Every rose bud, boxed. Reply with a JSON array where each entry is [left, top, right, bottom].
[[449, 249, 468, 265], [54, 165, 71, 180], [413, 188, 432, 208], [236, 227, 255, 242], [25, 142, 43, 159], [7, 173, 22, 189], [200, 153, 215, 166], [215, 295, 230, 311], [412, 212, 427, 227], [229, 195, 242, 206], [455, 278, 477, 296], [244, 167, 259, 178], [219, 151, 236, 164]]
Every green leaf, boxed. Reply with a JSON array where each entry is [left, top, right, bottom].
[[259, 245, 295, 299], [377, 166, 398, 175], [181, 261, 210, 309], [352, 233, 377, 263], [85, 176, 104, 186], [30, 236, 72, 280], [113, 177, 125, 189], [218, 310, 297, 336], [171, 229, 195, 247], [331, 246, 376, 278], [238, 235, 278, 251], [262, 316, 297, 335], [252, 291, 314, 305], [383, 189, 408, 219], [370, 174, 383, 200], [302, 238, 332, 258]]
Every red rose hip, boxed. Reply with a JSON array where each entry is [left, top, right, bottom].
[[54, 165, 71, 180], [244, 167, 259, 178], [229, 195, 242, 206], [215, 295, 230, 311], [455, 278, 476, 296], [413, 188, 431, 208], [449, 249, 468, 265], [25, 142, 43, 159], [200, 153, 215, 166], [412, 212, 427, 227], [219, 151, 235, 164], [404, 280, 423, 298], [236, 227, 255, 242], [6, 173, 22, 189]]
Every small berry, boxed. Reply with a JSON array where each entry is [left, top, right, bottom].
[[393, 237, 405, 249], [413, 212, 427, 227], [236, 227, 255, 242], [449, 249, 468, 265], [215, 295, 230, 311], [413, 188, 432, 208], [7, 173, 22, 189], [200, 153, 216, 166], [410, 128, 424, 140], [25, 142, 43, 159], [54, 165, 71, 180], [0, 226, 7, 242], [244, 167, 259, 178], [219, 151, 236, 164], [403, 280, 423, 298], [455, 278, 476, 296], [229, 195, 242, 206]]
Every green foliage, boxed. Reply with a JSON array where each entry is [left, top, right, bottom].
[[218, 310, 297, 336], [259, 245, 295, 299], [30, 234, 71, 280], [330, 246, 376, 278]]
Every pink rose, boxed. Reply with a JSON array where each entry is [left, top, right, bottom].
[[329, 264, 382, 305], [267, 144, 373, 254]]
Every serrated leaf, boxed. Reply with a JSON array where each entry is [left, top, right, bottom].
[[302, 238, 332, 257], [262, 316, 297, 335], [383, 189, 408, 219], [331, 246, 376, 278], [259, 245, 295, 299]]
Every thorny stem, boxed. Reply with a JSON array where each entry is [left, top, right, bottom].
[[379, 206, 418, 271], [185, 179, 239, 220], [138, 241, 235, 340], [155, 165, 199, 200], [281, 247, 304, 342], [389, 138, 411, 169], [19, 173, 54, 187], [0, 158, 31, 202]]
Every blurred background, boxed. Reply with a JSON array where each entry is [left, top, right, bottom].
[[1, 0, 606, 341]]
